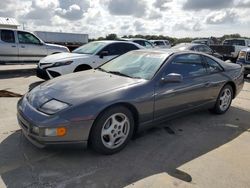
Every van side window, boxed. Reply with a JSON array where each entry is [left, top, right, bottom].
[[1, 30, 15, 43]]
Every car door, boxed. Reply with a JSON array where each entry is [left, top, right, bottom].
[[202, 55, 226, 101], [0, 29, 18, 62], [17, 31, 47, 62], [154, 53, 209, 120]]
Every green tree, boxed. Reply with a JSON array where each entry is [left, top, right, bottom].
[[105, 33, 118, 40]]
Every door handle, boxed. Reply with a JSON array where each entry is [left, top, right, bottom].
[[11, 45, 16, 47], [21, 46, 25, 48]]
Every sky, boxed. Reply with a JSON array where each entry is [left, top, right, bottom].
[[1, 0, 250, 38]]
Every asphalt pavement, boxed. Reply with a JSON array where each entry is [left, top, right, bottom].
[[0, 72, 250, 188]]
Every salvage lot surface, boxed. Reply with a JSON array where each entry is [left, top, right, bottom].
[[0, 73, 250, 188]]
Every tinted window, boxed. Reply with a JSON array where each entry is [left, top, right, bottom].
[[101, 43, 127, 56], [204, 56, 223, 73], [1, 30, 15, 43], [165, 54, 206, 78], [133, 40, 145, 46], [120, 43, 139, 53], [154, 41, 165, 46], [18, 31, 40, 44]]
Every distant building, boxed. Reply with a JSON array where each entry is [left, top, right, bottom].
[[0, 17, 19, 29]]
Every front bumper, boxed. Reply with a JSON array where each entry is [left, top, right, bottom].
[[36, 66, 50, 80], [243, 66, 250, 75], [36, 66, 61, 80], [17, 97, 93, 148], [236, 60, 250, 75]]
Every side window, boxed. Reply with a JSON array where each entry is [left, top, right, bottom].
[[17, 31, 41, 45], [164, 40, 170, 45], [204, 56, 223, 73], [202, 46, 213, 54], [134, 40, 145, 46], [101, 43, 121, 56], [1, 30, 15, 43], [145, 41, 153, 48], [192, 46, 198, 51], [121, 43, 138, 54], [165, 54, 206, 78]]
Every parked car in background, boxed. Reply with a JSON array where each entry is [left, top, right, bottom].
[[150, 40, 171, 48], [236, 48, 250, 78], [0, 29, 69, 63], [18, 49, 244, 154], [192, 38, 215, 46], [171, 43, 223, 59], [210, 38, 250, 61], [37, 40, 143, 79], [118, 38, 154, 48]]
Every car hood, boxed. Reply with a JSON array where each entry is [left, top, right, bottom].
[[40, 52, 92, 64], [32, 70, 145, 105]]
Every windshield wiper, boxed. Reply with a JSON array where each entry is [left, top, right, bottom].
[[108, 71, 136, 78], [97, 69, 141, 79], [96, 67, 108, 72]]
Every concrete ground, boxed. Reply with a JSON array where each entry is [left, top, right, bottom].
[[0, 73, 250, 188]]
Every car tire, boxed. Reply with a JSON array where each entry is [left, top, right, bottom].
[[212, 84, 233, 114], [244, 74, 248, 79], [90, 106, 134, 155]]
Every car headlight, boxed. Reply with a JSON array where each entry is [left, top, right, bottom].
[[238, 51, 246, 59], [53, 61, 73, 67], [39, 99, 69, 115]]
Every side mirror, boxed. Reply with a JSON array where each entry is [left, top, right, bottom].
[[161, 73, 183, 83], [99, 51, 109, 59]]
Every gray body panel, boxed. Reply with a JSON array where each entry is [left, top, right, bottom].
[[17, 50, 244, 147]]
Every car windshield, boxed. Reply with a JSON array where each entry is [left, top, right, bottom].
[[171, 43, 189, 50], [223, 40, 246, 46], [99, 51, 168, 80], [72, 42, 106, 54]]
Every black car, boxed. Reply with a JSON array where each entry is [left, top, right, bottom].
[[172, 43, 223, 60]]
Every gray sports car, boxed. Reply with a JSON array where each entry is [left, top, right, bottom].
[[17, 49, 244, 154]]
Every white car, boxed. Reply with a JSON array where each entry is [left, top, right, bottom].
[[151, 40, 171, 49], [37, 40, 143, 79]]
